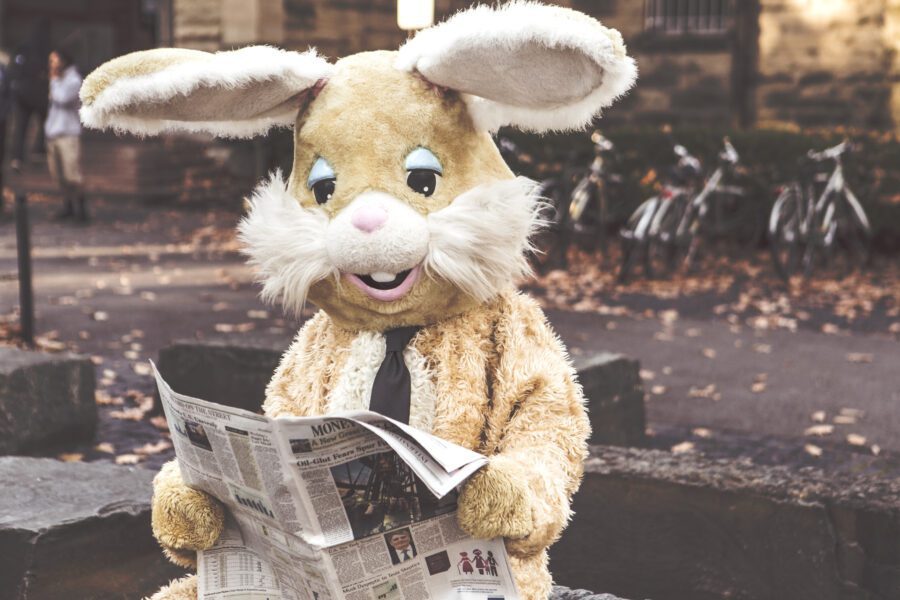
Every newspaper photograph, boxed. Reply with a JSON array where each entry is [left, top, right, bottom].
[[153, 364, 520, 600]]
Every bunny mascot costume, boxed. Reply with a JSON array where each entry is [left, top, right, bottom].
[[80, 3, 636, 599]]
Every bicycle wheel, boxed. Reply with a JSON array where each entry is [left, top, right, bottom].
[[646, 193, 689, 278], [530, 178, 570, 274], [618, 197, 659, 283], [768, 184, 804, 280], [822, 189, 871, 276]]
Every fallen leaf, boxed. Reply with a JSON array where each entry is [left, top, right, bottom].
[[248, 309, 268, 319], [846, 352, 874, 364], [833, 415, 856, 425], [821, 323, 841, 335], [95, 442, 115, 454], [115, 454, 144, 465], [701, 348, 717, 359], [134, 440, 172, 455], [133, 363, 152, 376], [671, 441, 695, 454], [95, 390, 124, 406], [846, 433, 867, 446], [804, 424, 834, 436], [93, 311, 109, 321], [58, 453, 84, 462], [149, 415, 170, 431], [804, 444, 823, 457], [650, 385, 667, 395], [752, 343, 772, 354], [639, 369, 656, 380], [811, 410, 826, 423], [688, 384, 719, 400], [692, 427, 712, 438], [109, 407, 145, 421], [871, 444, 881, 456]]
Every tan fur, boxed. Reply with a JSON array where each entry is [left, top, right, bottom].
[[152, 292, 589, 599], [80, 48, 206, 106], [147, 574, 197, 600], [297, 52, 512, 331], [151, 460, 225, 567]]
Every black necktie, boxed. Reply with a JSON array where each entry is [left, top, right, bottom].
[[369, 326, 420, 424]]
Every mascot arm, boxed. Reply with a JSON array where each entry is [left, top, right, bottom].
[[151, 459, 226, 568], [458, 294, 590, 558]]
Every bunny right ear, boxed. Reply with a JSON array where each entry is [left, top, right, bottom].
[[396, 2, 637, 133], [80, 46, 333, 138]]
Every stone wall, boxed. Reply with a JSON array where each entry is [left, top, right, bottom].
[[756, 0, 900, 129]]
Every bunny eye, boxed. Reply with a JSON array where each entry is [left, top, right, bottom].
[[404, 148, 442, 197], [307, 157, 336, 205]]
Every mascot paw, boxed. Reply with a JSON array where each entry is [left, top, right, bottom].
[[457, 456, 533, 540], [151, 461, 225, 560]]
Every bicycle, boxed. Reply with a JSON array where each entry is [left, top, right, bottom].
[[768, 140, 871, 280], [618, 142, 702, 282], [499, 132, 623, 274], [565, 131, 626, 256], [660, 137, 761, 274]]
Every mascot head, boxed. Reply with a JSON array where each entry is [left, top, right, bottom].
[[81, 1, 636, 331]]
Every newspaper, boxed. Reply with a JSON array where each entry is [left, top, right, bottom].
[[153, 365, 520, 600]]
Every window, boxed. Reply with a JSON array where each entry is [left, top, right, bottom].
[[644, 0, 733, 34]]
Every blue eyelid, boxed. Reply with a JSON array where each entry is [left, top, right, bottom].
[[404, 148, 443, 175], [307, 157, 335, 189]]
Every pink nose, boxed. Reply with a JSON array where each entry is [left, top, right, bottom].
[[351, 204, 388, 233]]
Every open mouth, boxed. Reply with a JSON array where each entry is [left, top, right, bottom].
[[345, 265, 421, 302]]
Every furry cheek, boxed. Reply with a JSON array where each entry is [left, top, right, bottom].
[[425, 177, 543, 302], [238, 170, 337, 317]]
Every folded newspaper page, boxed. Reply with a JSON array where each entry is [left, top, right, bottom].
[[153, 365, 521, 600]]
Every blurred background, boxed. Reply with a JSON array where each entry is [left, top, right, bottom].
[[0, 2, 898, 600]]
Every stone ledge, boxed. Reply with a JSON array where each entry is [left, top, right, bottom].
[[573, 353, 645, 446], [158, 339, 646, 446], [551, 586, 632, 600], [0, 348, 97, 454], [550, 446, 900, 600], [0, 457, 186, 599]]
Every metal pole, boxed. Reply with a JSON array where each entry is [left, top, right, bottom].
[[14, 192, 34, 347]]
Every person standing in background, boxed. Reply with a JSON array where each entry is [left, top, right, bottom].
[[45, 47, 86, 221], [9, 19, 50, 171]]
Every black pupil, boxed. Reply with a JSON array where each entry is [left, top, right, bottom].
[[313, 179, 335, 204], [407, 169, 437, 197]]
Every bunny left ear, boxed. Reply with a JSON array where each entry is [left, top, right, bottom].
[[81, 46, 333, 138], [395, 1, 637, 133]]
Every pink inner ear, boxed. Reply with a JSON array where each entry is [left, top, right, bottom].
[[293, 79, 329, 111], [311, 78, 328, 98]]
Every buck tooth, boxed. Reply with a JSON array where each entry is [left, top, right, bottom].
[[370, 272, 396, 283]]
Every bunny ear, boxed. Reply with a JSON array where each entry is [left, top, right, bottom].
[[80, 46, 333, 138], [395, 1, 637, 133]]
